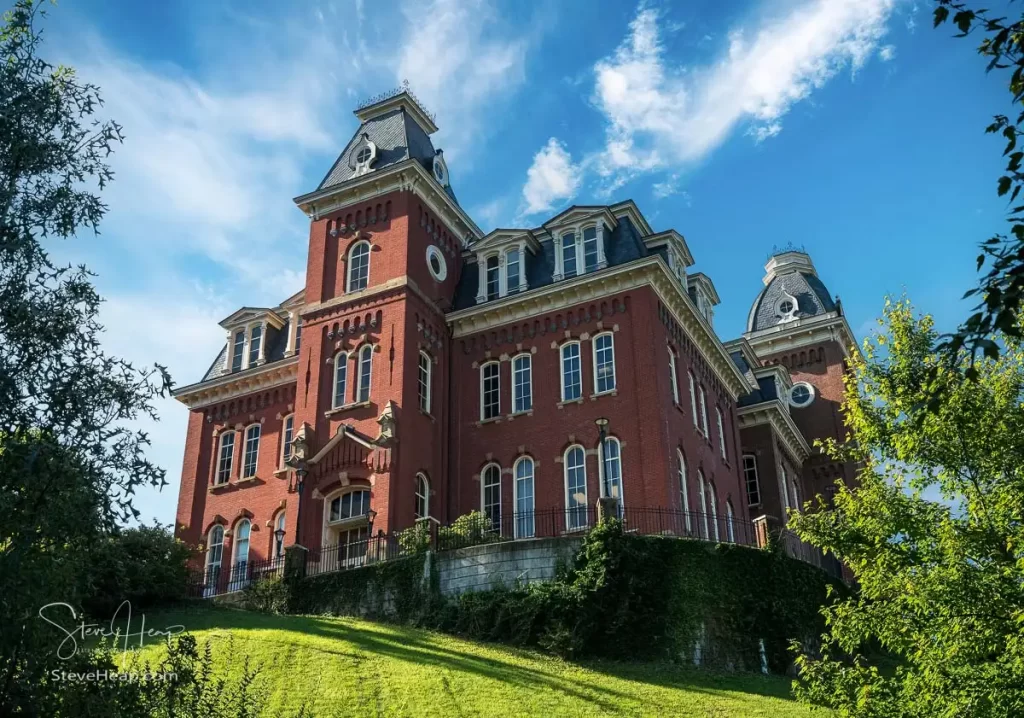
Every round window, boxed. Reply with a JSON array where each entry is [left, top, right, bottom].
[[778, 299, 794, 316], [356, 147, 372, 165], [789, 382, 815, 407], [434, 160, 446, 183], [426, 245, 447, 282]]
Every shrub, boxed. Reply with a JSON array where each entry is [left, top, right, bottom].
[[436, 511, 496, 550], [241, 576, 289, 615]]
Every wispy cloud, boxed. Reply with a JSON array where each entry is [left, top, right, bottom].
[[879, 44, 897, 61], [520, 138, 582, 217], [651, 173, 691, 203]]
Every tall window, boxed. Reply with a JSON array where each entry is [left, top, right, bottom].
[[415, 474, 429, 519], [231, 330, 245, 371], [481, 362, 500, 420], [347, 241, 370, 292], [216, 431, 236, 485], [329, 490, 370, 522], [668, 349, 680, 404], [725, 501, 735, 543], [790, 479, 801, 513], [708, 483, 719, 542], [231, 519, 251, 590], [716, 407, 727, 460], [273, 512, 286, 558], [281, 414, 294, 467], [514, 457, 535, 538], [677, 450, 691, 533], [248, 325, 262, 366], [561, 233, 577, 278], [242, 424, 260, 478], [512, 354, 532, 413], [564, 445, 588, 530], [485, 255, 500, 300], [418, 352, 431, 414], [688, 371, 698, 427], [742, 455, 761, 506], [482, 464, 501, 530], [205, 525, 224, 595], [780, 465, 791, 510], [333, 352, 348, 408], [601, 437, 623, 503], [294, 316, 302, 352], [560, 342, 582, 401], [357, 345, 372, 402], [582, 227, 599, 272], [505, 248, 520, 293], [593, 333, 616, 394], [698, 469, 709, 539], [698, 385, 709, 436]]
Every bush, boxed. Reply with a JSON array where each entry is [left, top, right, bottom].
[[83, 524, 192, 618], [241, 576, 289, 615], [436, 511, 497, 550]]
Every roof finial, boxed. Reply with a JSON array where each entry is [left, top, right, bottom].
[[767, 241, 807, 261], [356, 82, 436, 123]]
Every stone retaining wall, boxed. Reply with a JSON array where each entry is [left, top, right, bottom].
[[436, 537, 583, 595]]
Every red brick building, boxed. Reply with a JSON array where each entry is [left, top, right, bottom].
[[172, 90, 856, 587]]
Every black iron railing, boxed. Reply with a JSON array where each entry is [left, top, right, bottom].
[[187, 554, 285, 598], [305, 533, 408, 577]]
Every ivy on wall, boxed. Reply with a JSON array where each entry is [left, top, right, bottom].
[[277, 521, 843, 673]]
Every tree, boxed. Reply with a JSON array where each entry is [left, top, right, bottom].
[[791, 298, 1024, 717], [0, 0, 170, 712], [932, 1, 1024, 367]]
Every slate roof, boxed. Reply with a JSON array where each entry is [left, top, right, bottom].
[[452, 211, 651, 311], [316, 108, 441, 194], [746, 269, 837, 333]]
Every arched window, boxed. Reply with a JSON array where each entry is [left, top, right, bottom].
[[716, 406, 727, 461], [564, 445, 588, 530], [481, 463, 501, 530], [415, 473, 430, 520], [688, 371, 698, 426], [668, 348, 680, 404], [480, 361, 500, 420], [698, 469, 709, 539], [333, 351, 348, 408], [560, 342, 582, 401], [357, 344, 372, 402], [698, 385, 709, 436], [600, 436, 623, 504], [725, 501, 735, 543], [512, 354, 532, 413], [242, 424, 260, 479], [231, 329, 245, 371], [561, 232, 578, 278], [592, 332, 616, 394], [329, 490, 371, 523], [505, 247, 521, 293], [347, 241, 370, 292], [281, 414, 294, 468], [790, 479, 801, 513], [248, 324, 262, 365], [273, 512, 286, 559], [230, 519, 251, 590], [708, 483, 719, 542], [677, 449, 692, 533], [514, 456, 535, 538], [742, 454, 761, 506], [216, 431, 236, 485], [205, 525, 224, 595], [418, 352, 432, 414], [582, 226, 599, 272], [485, 255, 500, 300]]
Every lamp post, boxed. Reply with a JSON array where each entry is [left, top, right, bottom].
[[366, 508, 378, 536], [595, 417, 610, 497], [274, 527, 286, 558]]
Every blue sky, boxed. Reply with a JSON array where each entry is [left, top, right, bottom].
[[40, 0, 1010, 525]]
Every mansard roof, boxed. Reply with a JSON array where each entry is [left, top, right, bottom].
[[746, 250, 837, 334]]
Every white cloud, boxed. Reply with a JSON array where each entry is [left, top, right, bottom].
[[651, 173, 690, 202], [520, 138, 582, 216], [396, 0, 529, 164], [879, 44, 896, 61], [591, 1, 898, 186]]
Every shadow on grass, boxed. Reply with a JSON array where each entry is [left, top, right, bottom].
[[146, 605, 799, 708]]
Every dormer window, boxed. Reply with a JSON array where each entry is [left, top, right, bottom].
[[582, 227, 599, 272], [248, 325, 262, 366], [553, 223, 607, 281], [485, 256, 500, 300], [231, 330, 245, 371], [356, 147, 372, 165], [349, 133, 377, 177], [505, 248, 521, 293], [561, 233, 578, 278], [219, 308, 285, 374], [473, 232, 534, 304], [775, 292, 798, 322]]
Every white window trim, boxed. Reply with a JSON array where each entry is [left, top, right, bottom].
[[241, 423, 261, 479], [325, 488, 372, 526], [224, 318, 270, 372], [698, 385, 709, 437], [415, 473, 430, 520], [788, 381, 817, 408], [356, 344, 373, 403], [677, 449, 691, 532], [698, 470, 710, 539], [513, 456, 536, 539], [232, 519, 251, 566], [206, 525, 224, 570], [475, 240, 528, 303], [216, 430, 237, 485], [332, 351, 349, 408], [743, 454, 761, 507], [280, 414, 294, 469], [346, 240, 371, 293], [480, 361, 501, 420], [511, 353, 533, 414], [716, 406, 727, 461], [552, 222, 607, 281], [592, 332, 616, 395], [560, 341, 582, 402], [563, 444, 589, 531], [480, 462, 502, 528], [597, 436, 624, 504], [418, 351, 432, 415], [688, 372, 699, 427], [708, 483, 719, 542], [726, 501, 735, 543], [668, 349, 680, 404]]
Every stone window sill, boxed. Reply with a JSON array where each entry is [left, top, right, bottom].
[[325, 400, 372, 418], [419, 408, 436, 422], [237, 476, 258, 485], [476, 415, 502, 427], [507, 409, 533, 420], [590, 389, 617, 400], [557, 397, 584, 409]]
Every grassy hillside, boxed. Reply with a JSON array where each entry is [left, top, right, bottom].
[[136, 607, 818, 717]]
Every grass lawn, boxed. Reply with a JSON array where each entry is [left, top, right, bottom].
[[133, 606, 818, 718]]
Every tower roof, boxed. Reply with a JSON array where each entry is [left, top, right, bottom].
[[745, 250, 837, 333]]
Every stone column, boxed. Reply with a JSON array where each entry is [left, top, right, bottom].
[[596, 496, 620, 524], [475, 257, 487, 304], [223, 330, 233, 372], [257, 319, 268, 365], [596, 223, 608, 269], [518, 240, 527, 291]]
